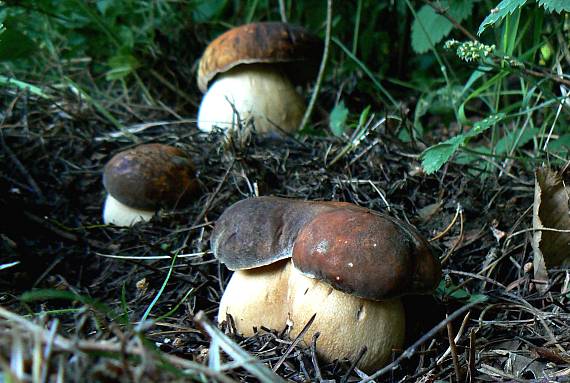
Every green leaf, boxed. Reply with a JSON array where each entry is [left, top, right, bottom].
[[412, 5, 452, 54], [547, 134, 570, 152], [411, 0, 473, 54], [436, 280, 489, 303], [96, 0, 114, 15], [421, 135, 465, 174], [329, 101, 349, 137], [0, 28, 37, 61], [537, 0, 570, 13], [421, 113, 505, 174], [478, 0, 529, 35], [458, 71, 509, 124], [106, 53, 140, 80], [469, 112, 506, 137]]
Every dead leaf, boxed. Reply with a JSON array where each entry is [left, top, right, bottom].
[[417, 201, 443, 223], [532, 167, 570, 292], [531, 346, 570, 365], [504, 351, 547, 379]]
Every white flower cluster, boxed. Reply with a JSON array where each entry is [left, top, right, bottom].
[[444, 39, 496, 62]]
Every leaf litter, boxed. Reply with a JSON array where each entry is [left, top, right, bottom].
[[0, 75, 569, 382]]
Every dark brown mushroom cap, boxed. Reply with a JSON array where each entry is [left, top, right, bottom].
[[197, 22, 323, 92], [211, 197, 331, 269], [292, 207, 441, 300], [211, 196, 441, 300], [103, 144, 199, 210]]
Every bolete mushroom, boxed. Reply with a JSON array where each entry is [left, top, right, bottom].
[[212, 196, 441, 372], [102, 143, 200, 227], [197, 22, 323, 134]]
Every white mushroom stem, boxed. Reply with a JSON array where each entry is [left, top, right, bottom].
[[197, 64, 305, 134], [218, 261, 405, 372], [102, 194, 155, 227], [218, 260, 291, 332]]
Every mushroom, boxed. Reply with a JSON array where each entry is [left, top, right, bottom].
[[212, 196, 441, 372], [102, 143, 200, 226], [197, 22, 323, 134]]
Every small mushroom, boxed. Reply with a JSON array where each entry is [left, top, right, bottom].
[[102, 144, 200, 226], [212, 196, 441, 371], [197, 22, 323, 134]]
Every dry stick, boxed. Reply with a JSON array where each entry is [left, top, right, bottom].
[[310, 332, 323, 382], [445, 270, 507, 290], [358, 300, 480, 383], [23, 211, 115, 251], [468, 328, 476, 383], [340, 346, 367, 383], [298, 0, 332, 131], [441, 206, 464, 265], [422, 0, 476, 41], [523, 66, 570, 88], [430, 203, 461, 242], [272, 314, 316, 372], [192, 159, 235, 227], [0, 131, 44, 200], [446, 315, 462, 382], [0, 306, 237, 383], [40, 319, 59, 383], [436, 311, 471, 365]]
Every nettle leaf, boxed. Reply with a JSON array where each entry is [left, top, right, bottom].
[[469, 112, 505, 136], [421, 113, 505, 174], [478, 0, 529, 35], [329, 101, 349, 137], [538, 0, 570, 13], [547, 134, 570, 153], [421, 135, 465, 174], [411, 0, 474, 54]]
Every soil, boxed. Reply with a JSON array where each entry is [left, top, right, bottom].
[[0, 80, 569, 382]]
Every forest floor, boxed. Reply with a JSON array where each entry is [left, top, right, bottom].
[[0, 70, 569, 382]]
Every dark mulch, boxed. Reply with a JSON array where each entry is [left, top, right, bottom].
[[0, 80, 569, 383]]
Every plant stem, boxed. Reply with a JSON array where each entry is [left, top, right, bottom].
[[278, 0, 287, 22], [298, 0, 333, 130], [422, 0, 476, 41], [332, 38, 398, 108], [352, 0, 363, 55]]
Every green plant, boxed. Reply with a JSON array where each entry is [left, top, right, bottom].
[[413, 0, 570, 174]]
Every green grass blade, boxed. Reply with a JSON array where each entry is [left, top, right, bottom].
[[332, 37, 398, 108]]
